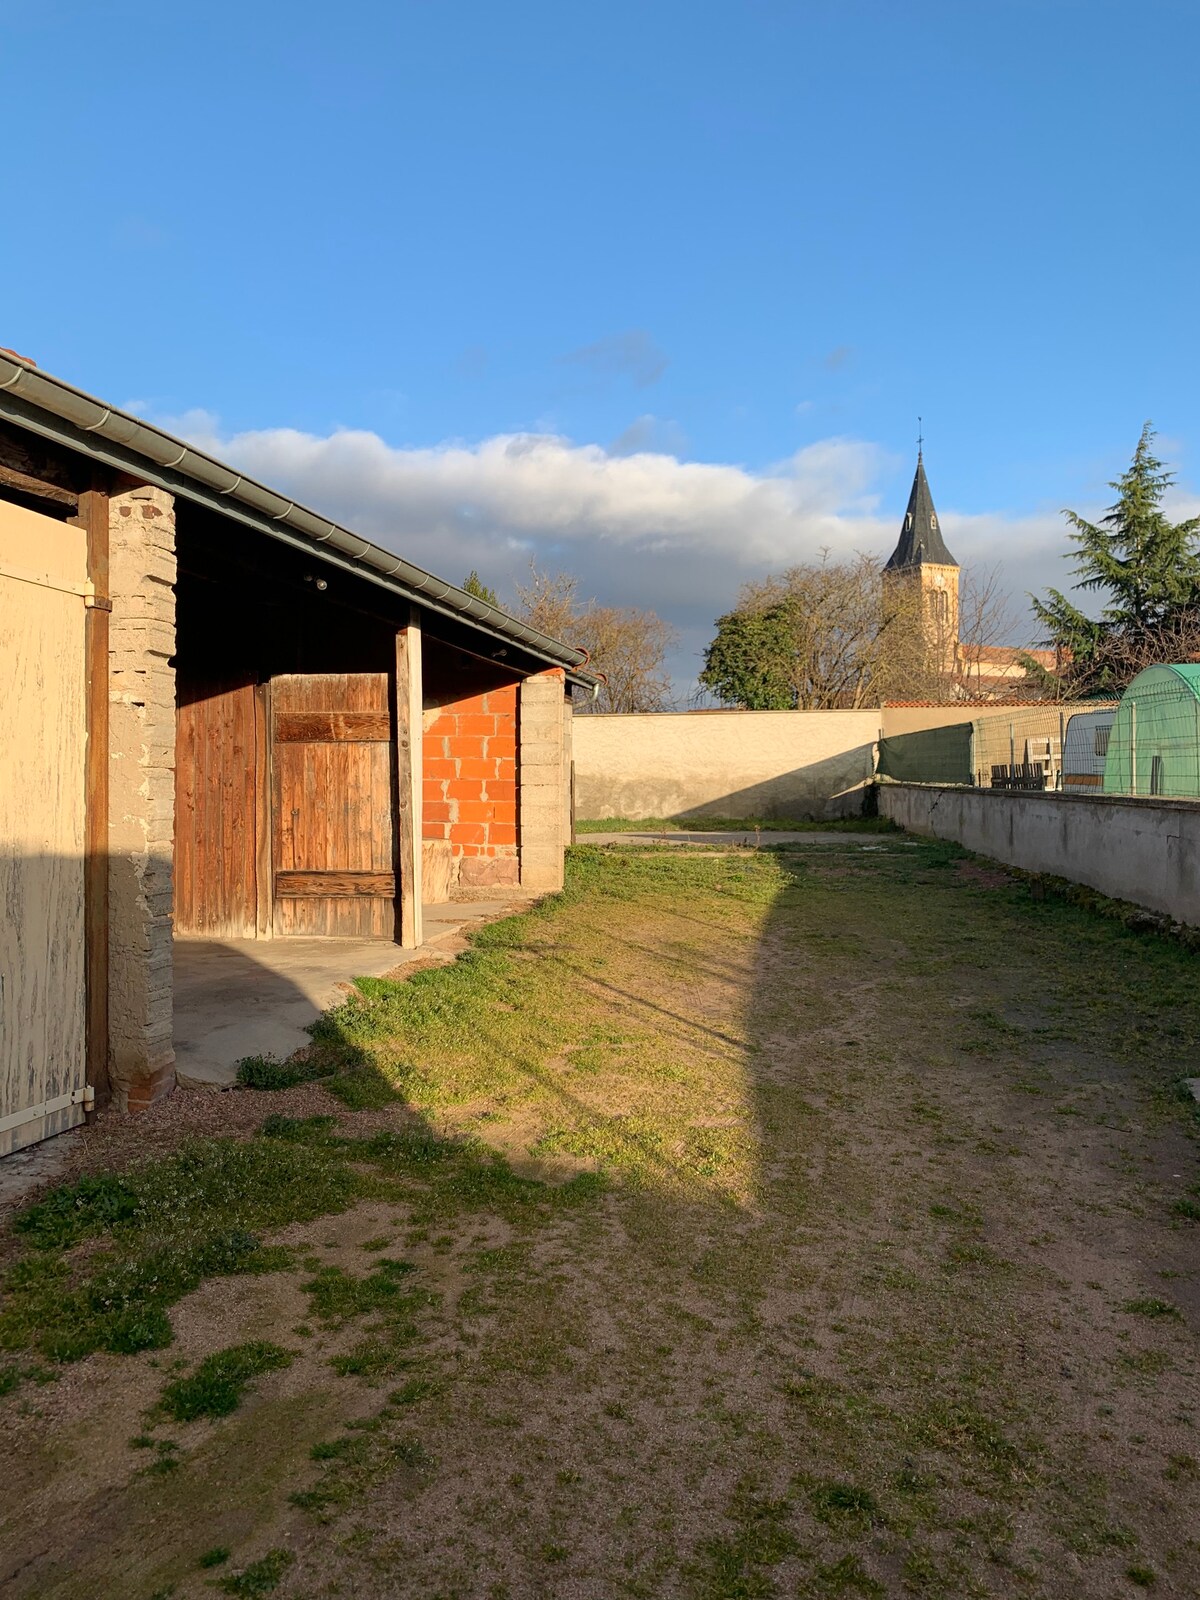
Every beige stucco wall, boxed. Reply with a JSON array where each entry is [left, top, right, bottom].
[[108, 484, 176, 1111], [880, 782, 1200, 927], [573, 710, 882, 820], [878, 705, 1070, 739]]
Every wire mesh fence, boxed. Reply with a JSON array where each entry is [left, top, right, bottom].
[[877, 703, 1127, 794], [878, 672, 1200, 798]]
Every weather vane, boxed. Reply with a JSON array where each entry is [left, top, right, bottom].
[[917, 416, 923, 459]]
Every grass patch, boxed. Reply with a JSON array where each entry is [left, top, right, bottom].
[[1122, 1297, 1183, 1320], [302, 1258, 422, 1325], [686, 1478, 803, 1598], [811, 1554, 885, 1596], [0, 1074, 603, 1388], [158, 1341, 293, 1422], [217, 1547, 294, 1595], [199, 1546, 231, 1568], [574, 814, 896, 834], [234, 1054, 334, 1090], [293, 1428, 433, 1519], [1, 1138, 355, 1371], [808, 1479, 881, 1526], [322, 1067, 402, 1110]]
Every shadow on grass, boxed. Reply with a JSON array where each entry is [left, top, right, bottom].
[[5, 838, 1200, 1598]]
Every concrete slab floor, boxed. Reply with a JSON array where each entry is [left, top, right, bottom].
[[174, 897, 521, 1090]]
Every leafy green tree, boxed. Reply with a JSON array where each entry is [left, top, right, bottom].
[[699, 555, 940, 710], [462, 569, 498, 605], [698, 602, 798, 709], [1032, 424, 1200, 691]]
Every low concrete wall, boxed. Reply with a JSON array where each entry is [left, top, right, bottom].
[[573, 710, 880, 820], [879, 782, 1200, 926]]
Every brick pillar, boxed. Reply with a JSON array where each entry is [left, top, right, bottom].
[[518, 669, 567, 892], [108, 484, 176, 1111]]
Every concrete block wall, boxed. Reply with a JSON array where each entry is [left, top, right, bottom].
[[107, 484, 177, 1110], [879, 782, 1200, 927], [423, 683, 519, 887], [519, 669, 567, 891]]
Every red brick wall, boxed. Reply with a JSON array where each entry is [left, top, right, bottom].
[[423, 683, 519, 885]]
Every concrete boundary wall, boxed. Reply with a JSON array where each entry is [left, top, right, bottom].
[[573, 710, 881, 820], [879, 782, 1200, 927]]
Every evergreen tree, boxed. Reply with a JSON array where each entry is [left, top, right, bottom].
[[462, 569, 498, 606], [1032, 424, 1200, 690], [699, 602, 799, 709]]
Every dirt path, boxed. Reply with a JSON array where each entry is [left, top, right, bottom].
[[1, 841, 1198, 1598]]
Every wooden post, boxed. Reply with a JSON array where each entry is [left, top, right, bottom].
[[254, 683, 273, 938], [80, 476, 111, 1108], [394, 607, 423, 948]]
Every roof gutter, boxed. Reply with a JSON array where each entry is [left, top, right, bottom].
[[0, 355, 599, 688]]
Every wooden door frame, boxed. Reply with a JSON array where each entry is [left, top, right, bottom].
[[80, 477, 111, 1106]]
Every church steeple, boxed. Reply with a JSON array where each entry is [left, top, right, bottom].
[[885, 451, 957, 571]]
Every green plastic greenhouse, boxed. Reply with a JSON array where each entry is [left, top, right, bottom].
[[1103, 663, 1200, 798]]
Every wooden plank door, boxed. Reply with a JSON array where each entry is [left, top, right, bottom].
[[271, 673, 396, 937], [0, 500, 89, 1155], [174, 678, 259, 938]]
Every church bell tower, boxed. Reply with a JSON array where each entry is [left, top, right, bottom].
[[883, 445, 959, 673]]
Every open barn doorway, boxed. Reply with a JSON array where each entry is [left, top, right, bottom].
[[172, 503, 408, 944]]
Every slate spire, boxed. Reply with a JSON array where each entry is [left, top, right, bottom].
[[885, 450, 957, 570]]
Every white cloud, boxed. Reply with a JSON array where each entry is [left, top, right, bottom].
[[157, 409, 1107, 691]]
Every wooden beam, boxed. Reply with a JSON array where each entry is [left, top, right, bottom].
[[0, 421, 87, 498], [79, 476, 110, 1109], [274, 710, 391, 743], [276, 871, 396, 897], [394, 607, 423, 948], [0, 460, 78, 509]]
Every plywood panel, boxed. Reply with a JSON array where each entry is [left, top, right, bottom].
[[0, 502, 88, 1156], [174, 680, 258, 937], [271, 674, 395, 938]]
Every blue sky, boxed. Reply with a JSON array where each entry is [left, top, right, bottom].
[[4, 0, 1198, 688]]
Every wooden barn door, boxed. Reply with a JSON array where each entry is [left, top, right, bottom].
[[270, 674, 397, 937], [0, 501, 90, 1155], [174, 679, 260, 937]]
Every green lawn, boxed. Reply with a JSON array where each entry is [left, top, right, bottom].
[[2, 842, 1199, 1598], [574, 814, 896, 833]]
